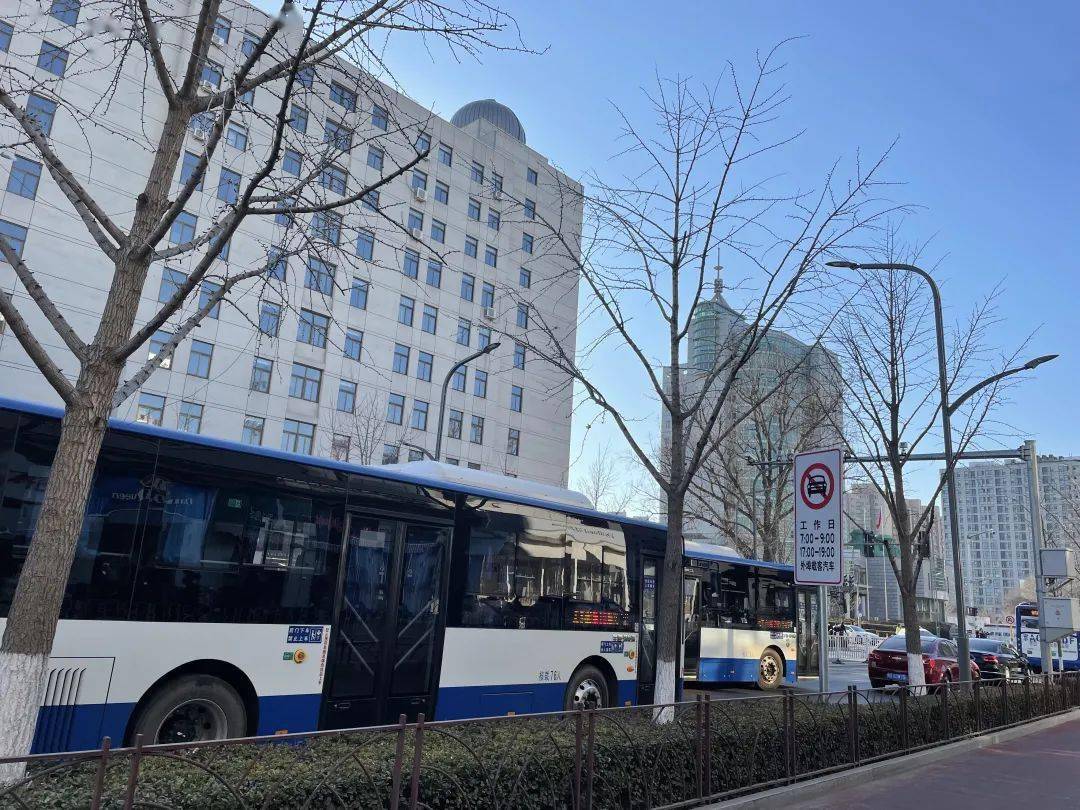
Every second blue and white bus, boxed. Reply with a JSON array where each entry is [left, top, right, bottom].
[[0, 398, 806, 755], [1016, 602, 1080, 672]]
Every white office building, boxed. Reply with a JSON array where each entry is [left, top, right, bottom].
[[0, 1, 582, 485]]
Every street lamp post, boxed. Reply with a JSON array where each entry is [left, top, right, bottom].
[[826, 260, 1056, 683], [433, 341, 501, 462]]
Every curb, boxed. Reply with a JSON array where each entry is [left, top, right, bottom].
[[707, 708, 1080, 808]]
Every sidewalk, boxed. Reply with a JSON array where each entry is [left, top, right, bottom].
[[788, 717, 1080, 809]]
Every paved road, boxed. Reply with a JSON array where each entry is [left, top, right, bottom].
[[788, 718, 1080, 809], [688, 661, 870, 701]]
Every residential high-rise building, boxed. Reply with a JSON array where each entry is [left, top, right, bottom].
[[0, 1, 582, 485], [942, 456, 1080, 618]]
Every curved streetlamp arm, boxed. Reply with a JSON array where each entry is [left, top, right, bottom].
[[433, 341, 501, 461], [948, 355, 1058, 416]]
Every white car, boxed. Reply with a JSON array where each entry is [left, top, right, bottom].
[[842, 625, 881, 645]]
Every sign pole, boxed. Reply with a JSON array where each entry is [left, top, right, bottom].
[[818, 584, 829, 692]]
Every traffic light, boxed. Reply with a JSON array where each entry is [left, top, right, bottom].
[[917, 529, 931, 559], [862, 530, 875, 558]]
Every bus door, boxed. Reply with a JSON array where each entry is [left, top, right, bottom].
[[323, 513, 450, 728], [796, 587, 819, 677], [682, 576, 702, 679], [637, 557, 661, 703]]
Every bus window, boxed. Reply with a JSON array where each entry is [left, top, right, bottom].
[[566, 515, 627, 611], [707, 564, 752, 627], [755, 569, 795, 631]]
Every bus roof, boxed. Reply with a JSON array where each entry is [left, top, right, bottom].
[[684, 539, 795, 573], [0, 396, 667, 532]]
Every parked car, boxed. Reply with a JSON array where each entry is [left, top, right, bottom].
[[843, 625, 881, 644], [868, 634, 980, 688], [968, 638, 1029, 679]]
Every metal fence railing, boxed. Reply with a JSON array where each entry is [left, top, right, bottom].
[[2, 672, 1078, 809], [828, 634, 879, 663]]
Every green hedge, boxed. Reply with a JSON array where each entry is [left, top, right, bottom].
[[6, 679, 1077, 809]]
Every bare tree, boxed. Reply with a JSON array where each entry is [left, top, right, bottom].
[[504, 52, 897, 707], [574, 438, 632, 513], [826, 235, 1030, 687], [686, 343, 840, 561], [328, 392, 390, 465], [0, 0, 521, 765]]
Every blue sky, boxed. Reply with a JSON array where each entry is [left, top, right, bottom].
[[382, 1, 1079, 500]]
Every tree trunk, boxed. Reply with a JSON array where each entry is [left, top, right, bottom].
[[891, 482, 926, 689], [0, 396, 112, 777], [654, 492, 685, 718]]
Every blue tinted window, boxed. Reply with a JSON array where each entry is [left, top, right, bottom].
[[158, 267, 186, 302], [6, 157, 42, 199], [26, 94, 58, 136], [180, 151, 204, 190], [356, 229, 374, 260], [403, 248, 419, 279], [50, 0, 80, 26], [350, 278, 369, 309], [0, 219, 29, 262], [0, 22, 12, 52], [217, 168, 241, 203], [305, 257, 334, 294], [37, 42, 68, 76], [282, 148, 301, 176], [170, 211, 197, 244]]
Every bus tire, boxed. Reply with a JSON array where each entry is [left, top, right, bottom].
[[564, 665, 610, 711], [757, 648, 784, 690], [131, 674, 247, 745]]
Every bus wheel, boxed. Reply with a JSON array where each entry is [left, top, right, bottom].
[[564, 665, 610, 711], [757, 649, 784, 690], [132, 674, 246, 745]]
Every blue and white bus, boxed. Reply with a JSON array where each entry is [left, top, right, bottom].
[[0, 398, 803, 754], [1016, 602, 1080, 672]]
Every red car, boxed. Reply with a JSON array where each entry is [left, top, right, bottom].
[[868, 634, 980, 687]]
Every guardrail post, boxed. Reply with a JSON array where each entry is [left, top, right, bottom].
[[784, 691, 795, 782], [122, 734, 143, 810], [585, 710, 596, 810], [572, 711, 584, 810], [703, 693, 712, 796], [847, 685, 859, 765], [974, 679, 982, 733], [899, 687, 909, 751], [694, 696, 704, 798], [1043, 670, 1052, 714], [1024, 675, 1033, 720], [1001, 676, 1009, 726], [408, 713, 425, 810], [90, 736, 111, 810], [941, 681, 949, 741], [389, 714, 407, 810]]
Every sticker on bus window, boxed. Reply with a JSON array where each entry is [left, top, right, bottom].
[[600, 640, 624, 654], [287, 625, 324, 644]]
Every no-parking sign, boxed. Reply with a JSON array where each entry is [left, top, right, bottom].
[[793, 448, 843, 585]]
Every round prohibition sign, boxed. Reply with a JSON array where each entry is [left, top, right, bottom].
[[800, 462, 835, 510]]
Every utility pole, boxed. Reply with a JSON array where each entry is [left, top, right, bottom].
[[1025, 440, 1055, 676]]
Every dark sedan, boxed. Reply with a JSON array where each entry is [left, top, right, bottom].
[[968, 638, 1028, 679]]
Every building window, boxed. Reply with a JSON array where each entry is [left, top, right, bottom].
[[411, 169, 428, 191], [491, 172, 503, 194], [522, 233, 534, 254], [297, 309, 329, 348], [421, 304, 438, 334], [398, 295, 415, 326], [50, 0, 81, 25], [407, 208, 424, 232], [242, 415, 264, 446], [445, 457, 459, 466], [367, 146, 385, 171], [396, 248, 417, 280], [481, 282, 495, 308], [37, 42, 70, 77], [411, 400, 429, 431], [470, 161, 485, 184], [516, 303, 529, 328], [350, 277, 369, 309], [434, 181, 449, 204], [312, 211, 342, 245], [7, 157, 42, 200], [477, 326, 491, 349], [217, 236, 231, 263], [0, 21, 10, 52], [325, 119, 351, 151], [460, 273, 475, 302], [296, 66, 314, 88], [337, 380, 357, 413], [289, 104, 308, 133], [179, 151, 204, 189], [431, 219, 446, 244], [448, 409, 463, 439], [457, 318, 471, 346], [199, 281, 222, 318], [519, 267, 532, 288], [507, 428, 520, 456], [187, 340, 213, 378], [275, 197, 295, 229], [135, 393, 165, 426], [344, 328, 363, 361], [26, 94, 58, 136], [415, 131, 431, 154], [484, 245, 497, 268], [510, 385, 523, 412], [0, 219, 28, 261], [393, 343, 410, 374], [281, 419, 316, 454], [465, 236, 478, 259], [321, 165, 347, 194], [225, 123, 248, 150], [267, 247, 287, 281], [527, 167, 538, 185], [250, 357, 272, 393], [212, 14, 231, 42], [372, 104, 389, 131], [356, 229, 375, 261], [423, 260, 442, 288], [362, 190, 379, 211], [329, 81, 357, 111], [258, 301, 281, 336], [513, 343, 526, 369], [382, 443, 400, 464], [468, 198, 481, 220], [289, 363, 322, 402], [487, 210, 500, 231], [305, 257, 335, 294], [331, 435, 350, 461], [524, 198, 536, 220], [450, 366, 466, 392], [386, 393, 405, 424], [170, 211, 197, 244], [241, 30, 259, 57], [473, 370, 487, 398], [438, 143, 453, 165], [217, 168, 241, 204], [468, 462, 482, 471], [406, 448, 423, 462], [417, 351, 433, 382], [178, 401, 203, 434], [148, 331, 173, 369], [470, 415, 484, 444]]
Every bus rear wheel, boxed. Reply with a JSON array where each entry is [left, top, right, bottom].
[[132, 674, 247, 745], [757, 649, 784, 690], [564, 665, 610, 711]]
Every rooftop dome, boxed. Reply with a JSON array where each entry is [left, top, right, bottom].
[[450, 99, 526, 144]]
